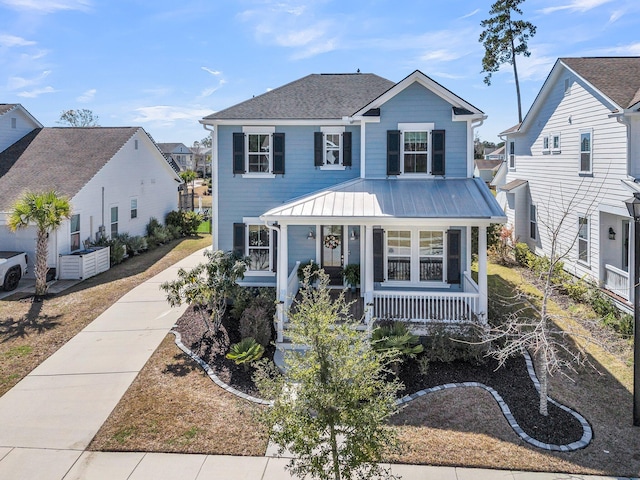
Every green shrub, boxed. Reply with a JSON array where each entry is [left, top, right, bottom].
[[165, 210, 202, 236], [240, 297, 274, 347], [91, 236, 126, 266], [116, 234, 147, 256], [514, 242, 531, 267], [297, 261, 320, 284], [226, 337, 265, 370], [423, 325, 486, 364], [617, 313, 634, 338], [146, 217, 162, 237], [371, 321, 423, 358]]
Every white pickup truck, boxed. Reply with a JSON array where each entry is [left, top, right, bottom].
[[0, 251, 28, 291]]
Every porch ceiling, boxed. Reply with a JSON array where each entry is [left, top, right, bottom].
[[261, 177, 506, 223]]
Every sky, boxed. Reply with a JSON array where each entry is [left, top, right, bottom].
[[1, 0, 639, 147]]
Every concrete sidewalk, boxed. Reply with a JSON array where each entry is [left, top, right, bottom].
[[0, 247, 634, 480]]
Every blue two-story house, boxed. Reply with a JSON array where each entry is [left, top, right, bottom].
[[201, 70, 505, 343]]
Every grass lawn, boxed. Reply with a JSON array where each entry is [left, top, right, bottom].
[[90, 259, 639, 476], [0, 234, 212, 397]]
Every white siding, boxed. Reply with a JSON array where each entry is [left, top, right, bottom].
[[503, 65, 631, 286], [0, 107, 40, 153]]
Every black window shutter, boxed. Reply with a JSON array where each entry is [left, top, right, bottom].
[[373, 228, 384, 282], [314, 132, 323, 167], [432, 130, 446, 176], [273, 133, 285, 174], [387, 130, 400, 175], [272, 228, 278, 272], [232, 133, 245, 174], [447, 229, 461, 284], [343, 132, 352, 167], [233, 223, 245, 257]]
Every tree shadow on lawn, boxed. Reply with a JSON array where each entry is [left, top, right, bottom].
[[162, 353, 199, 377], [0, 298, 61, 342]]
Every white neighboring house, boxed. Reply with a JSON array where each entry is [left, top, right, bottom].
[[157, 142, 193, 171], [0, 104, 42, 153], [497, 57, 640, 307], [0, 123, 182, 279]]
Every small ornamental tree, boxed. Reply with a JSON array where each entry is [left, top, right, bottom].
[[254, 267, 401, 480], [161, 249, 248, 332]]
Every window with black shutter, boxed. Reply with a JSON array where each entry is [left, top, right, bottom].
[[387, 130, 400, 175], [447, 229, 461, 284], [273, 133, 285, 174], [232, 133, 245, 174], [233, 223, 245, 256], [373, 228, 384, 282], [343, 131, 352, 167], [431, 130, 445, 175], [314, 132, 324, 167]]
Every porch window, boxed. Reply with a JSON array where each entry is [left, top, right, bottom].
[[70, 214, 80, 252], [387, 230, 411, 281], [247, 224, 271, 271], [110, 206, 118, 238], [579, 130, 592, 174], [530, 204, 537, 240], [419, 231, 443, 281], [578, 216, 589, 264]]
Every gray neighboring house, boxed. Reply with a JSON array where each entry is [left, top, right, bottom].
[[157, 142, 193, 171]]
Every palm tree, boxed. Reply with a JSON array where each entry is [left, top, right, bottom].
[[7, 190, 72, 297]]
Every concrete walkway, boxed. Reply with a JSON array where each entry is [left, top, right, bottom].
[[0, 247, 634, 480]]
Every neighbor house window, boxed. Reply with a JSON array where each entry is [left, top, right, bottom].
[[564, 78, 571, 95], [11, 118, 16, 128], [530, 204, 537, 240], [509, 141, 515, 169], [130, 198, 138, 219], [110, 206, 118, 238], [578, 216, 589, 264], [247, 224, 271, 271], [134, 139, 138, 150], [580, 130, 592, 173], [551, 133, 561, 153], [542, 135, 549, 153], [419, 231, 444, 281], [70, 214, 80, 252]]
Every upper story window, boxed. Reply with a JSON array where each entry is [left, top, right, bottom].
[[551, 133, 561, 153], [11, 118, 16, 129], [314, 127, 351, 169], [233, 127, 284, 177], [564, 77, 571, 96], [508, 140, 515, 169], [579, 130, 592, 174], [386, 123, 445, 176], [70, 214, 80, 252], [542, 135, 549, 153]]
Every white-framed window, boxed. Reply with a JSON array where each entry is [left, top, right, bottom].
[[243, 126, 275, 176], [110, 206, 118, 238], [530, 204, 537, 240], [579, 130, 592, 174], [246, 222, 272, 272], [578, 216, 589, 264], [319, 126, 346, 168], [542, 135, 550, 153], [386, 228, 446, 284], [551, 133, 561, 153], [70, 214, 80, 252], [130, 198, 138, 219], [509, 140, 515, 169], [399, 123, 433, 175], [564, 77, 571, 96]]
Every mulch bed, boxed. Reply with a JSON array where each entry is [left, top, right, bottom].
[[174, 305, 585, 448]]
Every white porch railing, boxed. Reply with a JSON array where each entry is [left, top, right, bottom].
[[372, 273, 480, 325], [276, 261, 300, 343], [604, 264, 629, 300]]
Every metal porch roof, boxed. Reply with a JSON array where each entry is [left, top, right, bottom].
[[261, 178, 506, 222]]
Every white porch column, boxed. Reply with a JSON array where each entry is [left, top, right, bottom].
[[277, 224, 288, 343], [478, 225, 488, 321], [466, 226, 472, 273], [364, 225, 374, 325]]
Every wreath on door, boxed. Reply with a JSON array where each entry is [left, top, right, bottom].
[[324, 234, 340, 250]]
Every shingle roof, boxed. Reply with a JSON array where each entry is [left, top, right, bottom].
[[500, 179, 528, 192], [261, 178, 506, 221], [0, 104, 18, 116], [157, 142, 187, 154], [0, 127, 139, 210], [475, 159, 503, 171], [561, 57, 640, 109], [204, 73, 395, 120]]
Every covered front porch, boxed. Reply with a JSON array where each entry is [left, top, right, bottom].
[[261, 178, 506, 344]]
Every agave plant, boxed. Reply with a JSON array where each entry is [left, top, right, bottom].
[[371, 321, 423, 357], [225, 337, 265, 371]]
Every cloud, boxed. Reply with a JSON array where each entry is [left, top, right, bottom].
[[17, 86, 55, 98], [76, 88, 96, 102], [132, 105, 212, 126], [201, 67, 221, 76], [608, 9, 624, 24], [459, 8, 480, 19], [591, 42, 640, 56], [200, 79, 227, 98], [7, 70, 51, 90], [0, 34, 35, 47], [539, 0, 613, 14], [0, 0, 91, 13]]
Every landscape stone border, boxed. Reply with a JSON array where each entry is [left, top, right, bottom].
[[171, 331, 592, 451], [396, 350, 592, 452]]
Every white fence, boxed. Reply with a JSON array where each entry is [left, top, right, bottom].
[[604, 264, 629, 300]]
